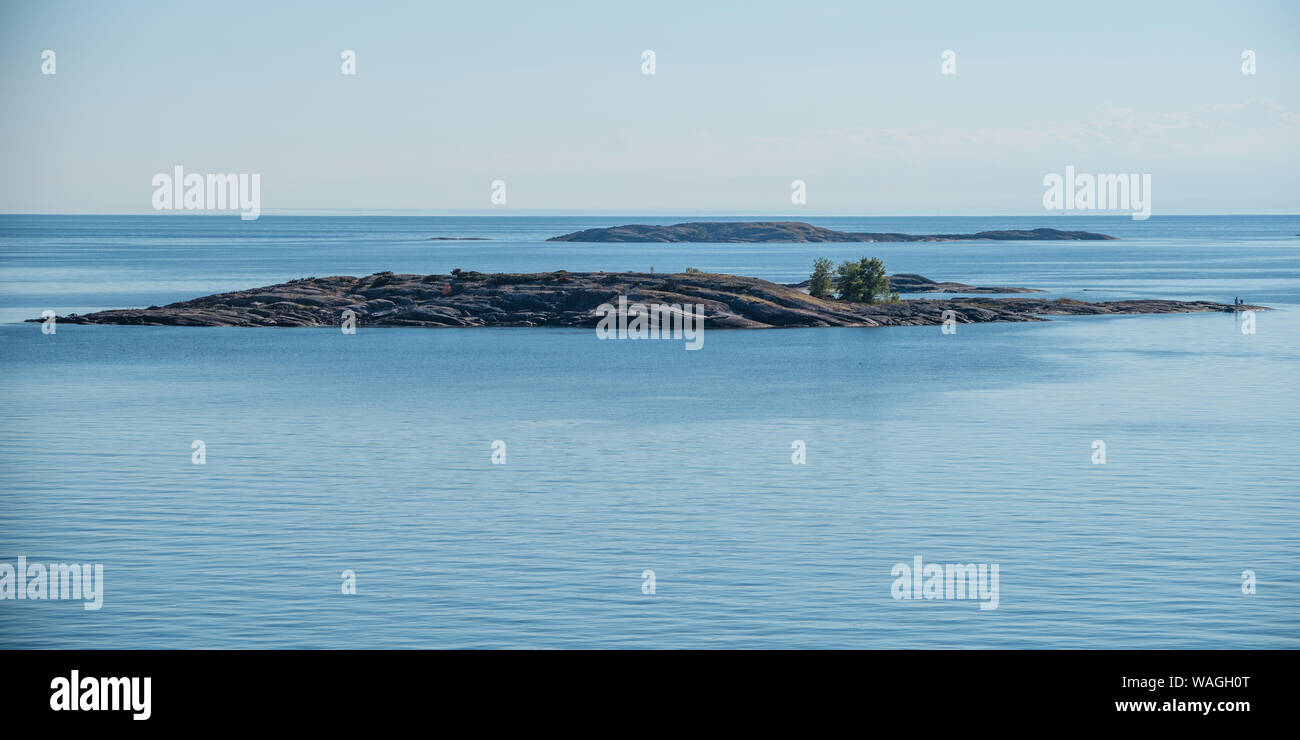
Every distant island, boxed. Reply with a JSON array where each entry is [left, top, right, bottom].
[[547, 221, 1116, 243], [37, 270, 1259, 330]]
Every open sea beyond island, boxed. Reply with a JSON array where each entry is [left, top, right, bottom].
[[1, 213, 1297, 648]]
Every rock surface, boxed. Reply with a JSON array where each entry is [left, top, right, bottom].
[[547, 221, 1116, 243], [789, 272, 1042, 294], [36, 270, 1263, 330]]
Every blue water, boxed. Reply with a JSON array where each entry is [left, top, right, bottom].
[[1, 214, 1297, 648]]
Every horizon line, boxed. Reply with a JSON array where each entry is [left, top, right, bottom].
[[2, 210, 1298, 218]]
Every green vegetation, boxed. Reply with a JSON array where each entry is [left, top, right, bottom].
[[808, 257, 835, 298], [808, 257, 895, 304]]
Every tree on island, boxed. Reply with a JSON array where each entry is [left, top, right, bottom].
[[808, 256, 896, 303], [808, 258, 835, 298]]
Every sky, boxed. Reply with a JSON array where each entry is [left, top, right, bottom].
[[1, 0, 1297, 214]]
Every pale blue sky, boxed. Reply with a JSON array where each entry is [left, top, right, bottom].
[[1, 0, 1297, 214]]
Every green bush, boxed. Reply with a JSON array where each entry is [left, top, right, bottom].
[[808, 257, 834, 298], [836, 257, 890, 303]]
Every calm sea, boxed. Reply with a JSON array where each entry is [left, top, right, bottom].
[[1, 214, 1297, 648]]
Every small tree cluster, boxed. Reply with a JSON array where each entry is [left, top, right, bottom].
[[807, 257, 893, 303]]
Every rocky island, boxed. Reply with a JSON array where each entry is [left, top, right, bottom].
[[37, 270, 1261, 329], [547, 221, 1116, 243]]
